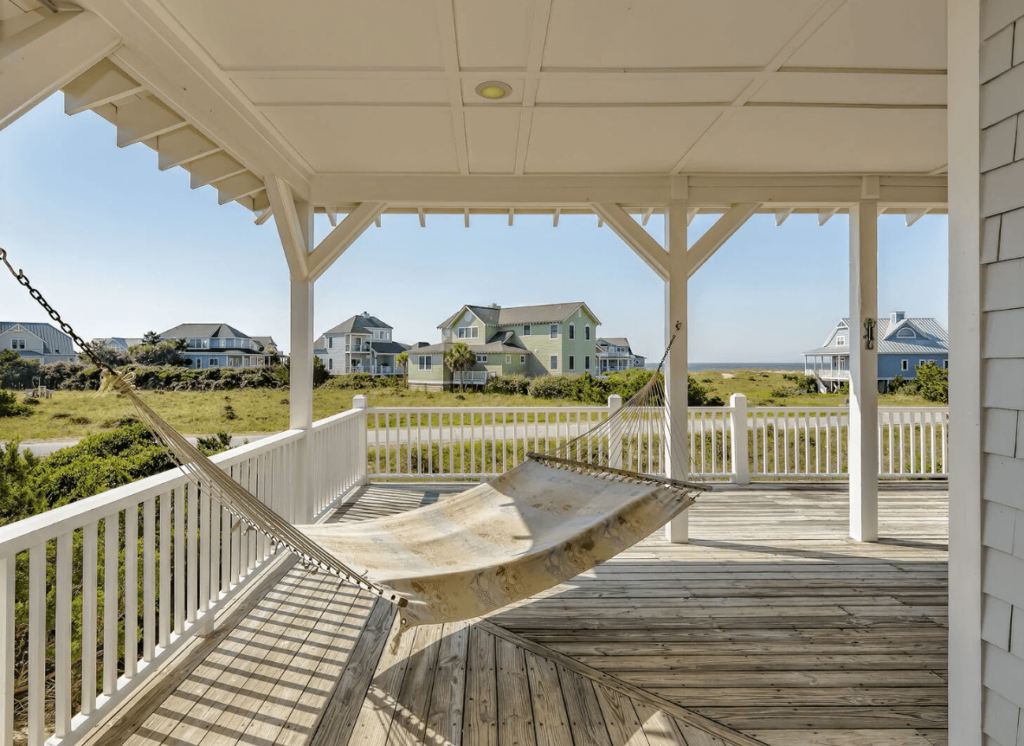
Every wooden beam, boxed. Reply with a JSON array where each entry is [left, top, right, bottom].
[[254, 207, 273, 226], [593, 203, 669, 281], [905, 207, 931, 226], [157, 126, 219, 170], [818, 206, 840, 225], [434, 0, 469, 174], [325, 208, 337, 227], [464, 208, 470, 228], [686, 203, 759, 277], [186, 151, 246, 189], [418, 207, 426, 228], [508, 208, 515, 226], [514, 0, 553, 175], [374, 215, 382, 228], [265, 176, 310, 280], [62, 58, 144, 115], [552, 208, 560, 228], [687, 208, 697, 226], [306, 202, 387, 282], [0, 11, 121, 131], [641, 207, 655, 226], [775, 207, 794, 226], [216, 173, 264, 205], [115, 96, 187, 147]]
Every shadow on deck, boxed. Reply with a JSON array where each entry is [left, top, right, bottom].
[[87, 483, 948, 746]]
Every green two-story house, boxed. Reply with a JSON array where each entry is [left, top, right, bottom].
[[408, 302, 601, 390]]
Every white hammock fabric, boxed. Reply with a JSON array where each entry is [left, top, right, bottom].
[[301, 458, 696, 627]]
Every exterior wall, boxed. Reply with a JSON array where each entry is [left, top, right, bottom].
[[878, 354, 949, 380], [1, 327, 45, 355], [409, 353, 444, 385], [188, 352, 267, 369], [563, 307, 599, 375], [979, 4, 1024, 743]]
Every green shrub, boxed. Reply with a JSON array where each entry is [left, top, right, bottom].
[[484, 374, 531, 396], [0, 389, 31, 418], [322, 373, 403, 390], [527, 375, 576, 399], [794, 374, 819, 394], [606, 368, 660, 401], [0, 349, 39, 389], [915, 361, 948, 403], [197, 431, 233, 456], [570, 373, 611, 404], [688, 376, 724, 406]]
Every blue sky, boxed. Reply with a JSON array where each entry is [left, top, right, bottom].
[[1, 94, 948, 363]]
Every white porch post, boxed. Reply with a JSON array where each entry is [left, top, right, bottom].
[[665, 200, 689, 543], [290, 276, 314, 523], [848, 201, 879, 541]]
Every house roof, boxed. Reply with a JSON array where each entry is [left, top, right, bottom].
[[0, 322, 76, 355], [439, 302, 599, 329], [598, 337, 632, 349], [804, 317, 949, 356], [159, 323, 252, 340], [252, 336, 278, 352], [369, 340, 408, 354], [323, 313, 392, 335], [412, 340, 526, 356], [313, 335, 327, 353], [91, 337, 144, 351]]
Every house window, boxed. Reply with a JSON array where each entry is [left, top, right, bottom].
[[585, 325, 591, 341], [329, 337, 333, 348], [505, 355, 511, 364], [919, 360, 927, 367], [901, 359, 908, 371], [329, 359, 333, 370], [10, 338, 25, 350], [476, 354, 488, 363], [585, 355, 591, 370], [943, 360, 948, 369], [520, 355, 525, 364], [418, 355, 432, 371], [229, 356, 242, 366], [209, 358, 219, 367], [568, 355, 575, 371], [550, 355, 558, 370], [835, 336, 846, 346], [897, 328, 916, 338], [569, 323, 575, 340], [458, 326, 479, 339], [550, 324, 558, 339], [523, 324, 531, 336]]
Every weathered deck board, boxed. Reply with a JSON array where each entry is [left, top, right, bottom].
[[86, 482, 946, 746]]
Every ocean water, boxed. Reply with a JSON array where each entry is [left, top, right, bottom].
[[647, 362, 805, 372]]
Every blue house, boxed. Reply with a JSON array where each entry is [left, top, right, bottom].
[[804, 311, 948, 393]]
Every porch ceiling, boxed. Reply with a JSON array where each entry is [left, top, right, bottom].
[[2, 0, 948, 214]]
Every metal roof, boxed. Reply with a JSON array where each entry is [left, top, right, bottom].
[[0, 322, 76, 355], [439, 302, 598, 329], [597, 337, 632, 349], [159, 323, 252, 340], [804, 317, 949, 356]]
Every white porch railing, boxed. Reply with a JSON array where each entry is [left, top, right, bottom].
[[0, 408, 365, 746], [451, 371, 492, 386], [364, 396, 948, 481]]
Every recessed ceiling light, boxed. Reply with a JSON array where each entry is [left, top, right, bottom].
[[475, 81, 512, 100]]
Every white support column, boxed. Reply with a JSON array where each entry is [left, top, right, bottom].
[[290, 276, 314, 524], [0, 12, 120, 131], [664, 200, 689, 543], [352, 395, 370, 485], [729, 393, 750, 485], [848, 201, 879, 541], [607, 394, 623, 469]]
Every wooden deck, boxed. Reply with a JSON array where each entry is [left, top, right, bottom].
[[89, 483, 948, 746]]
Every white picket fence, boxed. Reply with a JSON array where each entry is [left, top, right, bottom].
[[0, 408, 364, 746], [363, 396, 949, 481]]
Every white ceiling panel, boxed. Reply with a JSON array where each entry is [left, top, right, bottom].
[[465, 108, 521, 173], [238, 77, 450, 106], [525, 107, 721, 173], [681, 107, 948, 172], [753, 72, 947, 106], [537, 76, 751, 105], [160, 0, 444, 69], [542, 0, 822, 70], [783, 0, 947, 70], [263, 106, 460, 173], [454, 0, 534, 69]]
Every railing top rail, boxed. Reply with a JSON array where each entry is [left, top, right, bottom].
[[365, 406, 609, 414], [312, 407, 366, 430], [0, 428, 304, 559]]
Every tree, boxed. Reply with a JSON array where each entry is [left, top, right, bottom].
[[142, 330, 162, 346], [395, 352, 409, 387], [444, 343, 476, 392], [915, 361, 948, 403], [130, 341, 187, 367]]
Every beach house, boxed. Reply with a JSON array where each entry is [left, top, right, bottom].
[[596, 337, 646, 374], [314, 312, 407, 376], [408, 302, 600, 389], [157, 323, 273, 369], [0, 322, 79, 365], [804, 311, 949, 392]]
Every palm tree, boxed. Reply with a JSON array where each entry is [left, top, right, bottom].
[[444, 342, 476, 392], [142, 330, 161, 346], [395, 352, 409, 387]]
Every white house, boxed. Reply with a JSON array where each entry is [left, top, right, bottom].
[[158, 323, 273, 369], [90, 336, 143, 353], [0, 322, 78, 365], [595, 337, 646, 375]]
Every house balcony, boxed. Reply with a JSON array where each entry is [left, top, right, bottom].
[[346, 364, 398, 376], [0, 400, 949, 746], [807, 367, 851, 381]]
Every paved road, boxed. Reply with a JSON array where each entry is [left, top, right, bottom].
[[10, 434, 272, 458]]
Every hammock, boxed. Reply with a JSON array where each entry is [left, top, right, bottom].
[[2, 247, 705, 630]]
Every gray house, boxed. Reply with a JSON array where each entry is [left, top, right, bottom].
[[804, 311, 948, 392], [595, 337, 646, 375], [1, 322, 78, 365], [315, 312, 408, 376]]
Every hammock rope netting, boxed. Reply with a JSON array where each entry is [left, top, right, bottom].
[[2, 246, 706, 627]]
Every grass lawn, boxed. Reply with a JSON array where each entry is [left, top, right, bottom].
[[1, 371, 938, 442]]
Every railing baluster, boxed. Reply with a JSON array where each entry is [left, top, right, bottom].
[[199, 482, 210, 614], [0, 555, 15, 746], [28, 544, 45, 746], [186, 486, 197, 624], [159, 494, 170, 648], [55, 532, 72, 737], [125, 502, 138, 678], [81, 521, 98, 715], [143, 498, 156, 663], [105, 513, 121, 692]]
